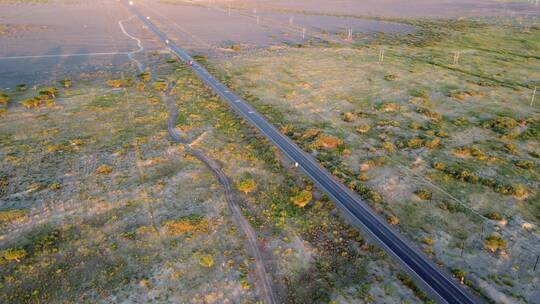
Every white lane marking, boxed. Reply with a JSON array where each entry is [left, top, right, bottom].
[[235, 100, 241, 103], [118, 15, 145, 72]]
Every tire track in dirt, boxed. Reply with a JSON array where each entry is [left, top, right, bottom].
[[118, 15, 145, 72], [162, 82, 278, 304]]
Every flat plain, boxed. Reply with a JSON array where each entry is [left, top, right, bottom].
[[1, 0, 539, 303]]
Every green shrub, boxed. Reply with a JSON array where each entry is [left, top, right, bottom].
[[0, 92, 8, 105], [59, 79, 72, 88], [21, 97, 55, 109], [514, 160, 534, 170], [484, 234, 506, 253], [483, 116, 518, 134], [340, 112, 355, 122], [0, 248, 27, 263], [0, 209, 26, 222], [106, 78, 133, 88], [416, 107, 442, 121], [38, 87, 57, 98], [384, 74, 398, 81], [451, 269, 467, 280], [356, 124, 371, 134], [414, 189, 432, 200], [153, 81, 168, 92], [237, 178, 257, 194], [485, 212, 503, 221], [410, 88, 429, 99], [520, 121, 540, 140], [290, 190, 313, 208], [137, 72, 152, 82]]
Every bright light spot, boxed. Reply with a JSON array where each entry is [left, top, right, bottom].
[[146, 16, 150, 20], [129, 1, 134, 5]]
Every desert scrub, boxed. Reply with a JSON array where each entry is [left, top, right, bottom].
[[230, 44, 241, 51], [15, 84, 26, 91], [290, 190, 313, 208], [387, 215, 400, 225], [378, 103, 401, 112], [431, 161, 528, 198], [237, 178, 257, 194], [106, 78, 133, 88], [59, 79, 72, 88], [0, 248, 27, 263], [198, 254, 215, 268], [414, 189, 432, 201], [520, 120, 540, 140], [451, 269, 467, 281], [163, 214, 209, 236], [504, 143, 519, 155], [483, 116, 519, 136], [356, 124, 371, 134], [448, 89, 482, 101], [384, 74, 398, 81], [137, 71, 151, 82], [397, 273, 433, 303], [38, 87, 57, 98], [514, 160, 535, 170], [95, 164, 113, 174], [0, 91, 8, 105], [21, 97, 55, 109], [399, 137, 440, 150], [410, 88, 429, 99], [485, 212, 503, 221], [313, 134, 344, 150], [382, 141, 396, 154], [484, 234, 507, 253], [0, 209, 27, 223], [340, 111, 355, 122], [416, 107, 442, 121], [452, 145, 490, 161], [153, 80, 168, 92]]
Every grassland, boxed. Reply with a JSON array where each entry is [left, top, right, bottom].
[[210, 17, 540, 303], [0, 54, 430, 303]]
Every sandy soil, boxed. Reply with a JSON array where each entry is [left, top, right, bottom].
[[0, 0, 162, 87], [209, 0, 540, 18]]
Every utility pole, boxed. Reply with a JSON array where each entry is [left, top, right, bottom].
[[531, 86, 537, 107], [302, 28, 306, 40], [534, 255, 539, 271], [378, 47, 385, 63], [347, 28, 353, 41], [453, 51, 461, 65]]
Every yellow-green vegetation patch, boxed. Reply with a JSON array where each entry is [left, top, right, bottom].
[[162, 214, 209, 236], [106, 78, 133, 88], [0, 209, 27, 223], [0, 92, 9, 105], [214, 16, 540, 303]]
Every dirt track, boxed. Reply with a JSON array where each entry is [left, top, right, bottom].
[[164, 84, 278, 304]]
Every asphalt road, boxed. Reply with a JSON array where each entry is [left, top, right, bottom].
[[124, 1, 479, 303]]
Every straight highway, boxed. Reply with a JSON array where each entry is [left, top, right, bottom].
[[124, 1, 479, 303]]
